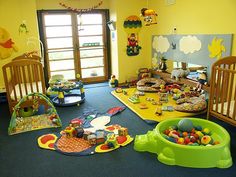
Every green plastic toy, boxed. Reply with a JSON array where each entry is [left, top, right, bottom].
[[134, 118, 232, 168]]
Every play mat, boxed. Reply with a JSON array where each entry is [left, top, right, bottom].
[[8, 93, 62, 135], [111, 88, 206, 123], [37, 106, 134, 156]]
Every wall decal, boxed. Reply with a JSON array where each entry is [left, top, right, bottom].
[[208, 37, 226, 60], [59, 0, 103, 13], [19, 20, 29, 34], [123, 15, 142, 56], [152, 35, 170, 54], [0, 27, 18, 59], [179, 35, 201, 54], [151, 34, 232, 76]]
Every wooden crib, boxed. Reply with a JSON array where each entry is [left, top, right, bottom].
[[2, 59, 47, 114], [207, 56, 236, 126]]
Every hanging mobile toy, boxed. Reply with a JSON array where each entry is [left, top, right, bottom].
[[140, 8, 158, 26]]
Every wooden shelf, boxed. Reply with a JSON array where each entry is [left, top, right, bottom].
[[151, 70, 210, 93]]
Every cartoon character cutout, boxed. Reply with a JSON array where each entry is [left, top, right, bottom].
[[140, 8, 158, 26], [123, 15, 142, 56], [0, 27, 18, 59]]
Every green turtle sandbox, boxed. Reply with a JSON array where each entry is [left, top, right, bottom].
[[134, 118, 232, 168]]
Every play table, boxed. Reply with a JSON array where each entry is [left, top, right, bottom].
[[51, 81, 85, 106]]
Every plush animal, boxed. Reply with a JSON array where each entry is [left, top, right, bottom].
[[171, 68, 190, 81]]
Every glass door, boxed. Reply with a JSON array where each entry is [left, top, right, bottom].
[[40, 10, 109, 83], [77, 13, 108, 82]]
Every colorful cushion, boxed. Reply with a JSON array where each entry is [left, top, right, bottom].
[[175, 97, 207, 112]]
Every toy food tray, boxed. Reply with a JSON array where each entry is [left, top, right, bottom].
[[134, 118, 232, 168]]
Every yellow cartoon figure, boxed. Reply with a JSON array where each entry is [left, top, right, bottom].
[[0, 27, 18, 59], [208, 37, 226, 60]]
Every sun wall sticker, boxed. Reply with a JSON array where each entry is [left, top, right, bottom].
[[0, 27, 18, 59], [208, 37, 226, 60]]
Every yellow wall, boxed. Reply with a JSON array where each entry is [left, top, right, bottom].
[[113, 0, 149, 83], [0, 0, 40, 89], [36, 0, 110, 10], [1, 0, 236, 89], [147, 0, 236, 62]]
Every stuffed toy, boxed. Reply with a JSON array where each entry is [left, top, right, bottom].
[[171, 68, 190, 81]]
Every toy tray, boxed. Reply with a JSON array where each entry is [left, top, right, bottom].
[[52, 94, 85, 107]]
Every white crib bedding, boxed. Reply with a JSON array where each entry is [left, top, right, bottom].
[[213, 100, 235, 119], [10, 82, 43, 101]]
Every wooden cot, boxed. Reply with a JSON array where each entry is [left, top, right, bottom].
[[207, 56, 236, 126], [2, 59, 47, 114]]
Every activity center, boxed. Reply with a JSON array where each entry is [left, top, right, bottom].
[[0, 0, 236, 177]]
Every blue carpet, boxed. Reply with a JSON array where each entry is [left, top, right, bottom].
[[0, 85, 236, 177]]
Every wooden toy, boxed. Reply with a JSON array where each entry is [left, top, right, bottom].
[[155, 106, 162, 115], [75, 127, 84, 138], [88, 134, 97, 145], [70, 118, 83, 128], [106, 133, 117, 148], [83, 131, 92, 140], [64, 126, 76, 138], [118, 127, 128, 136]]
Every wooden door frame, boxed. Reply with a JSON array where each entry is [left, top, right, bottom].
[[37, 9, 111, 85]]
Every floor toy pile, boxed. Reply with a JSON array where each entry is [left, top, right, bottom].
[[134, 118, 232, 168], [8, 93, 62, 135], [37, 106, 133, 156]]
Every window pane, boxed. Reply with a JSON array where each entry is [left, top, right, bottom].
[[78, 25, 102, 36], [48, 50, 74, 60], [78, 14, 102, 25], [51, 70, 75, 80], [81, 67, 104, 78], [47, 38, 73, 49], [79, 36, 103, 47], [46, 26, 72, 37], [80, 48, 103, 58], [81, 57, 104, 68], [50, 60, 74, 71], [44, 15, 71, 26]]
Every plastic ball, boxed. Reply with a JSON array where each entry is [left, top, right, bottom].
[[168, 130, 179, 139], [195, 131, 204, 138], [190, 136, 197, 143], [167, 137, 176, 143], [194, 125, 202, 131], [202, 128, 211, 135], [201, 135, 213, 145], [177, 137, 185, 144], [164, 129, 170, 135], [184, 137, 191, 144], [182, 132, 189, 137], [177, 119, 194, 132]]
